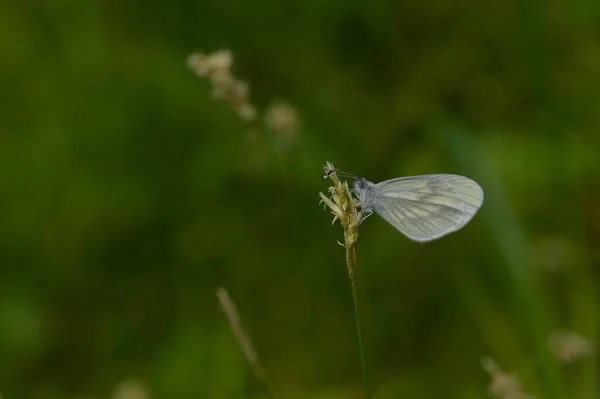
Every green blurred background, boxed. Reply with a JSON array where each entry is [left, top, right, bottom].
[[2, 0, 600, 398]]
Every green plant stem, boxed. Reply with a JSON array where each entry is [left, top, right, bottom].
[[253, 365, 277, 399], [347, 245, 371, 399]]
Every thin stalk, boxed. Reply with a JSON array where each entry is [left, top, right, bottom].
[[216, 287, 278, 399], [252, 364, 277, 399], [347, 242, 370, 398], [349, 264, 371, 399], [320, 162, 371, 399]]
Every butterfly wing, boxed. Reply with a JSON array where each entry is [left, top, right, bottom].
[[371, 174, 484, 242]]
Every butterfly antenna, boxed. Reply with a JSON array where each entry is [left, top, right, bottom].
[[323, 166, 359, 181], [335, 170, 360, 181]]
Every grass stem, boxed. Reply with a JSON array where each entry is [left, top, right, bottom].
[[320, 162, 371, 399], [350, 266, 371, 399]]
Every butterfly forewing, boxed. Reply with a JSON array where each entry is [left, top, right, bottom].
[[372, 174, 484, 242]]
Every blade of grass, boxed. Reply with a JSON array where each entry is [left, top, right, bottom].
[[432, 120, 564, 399]]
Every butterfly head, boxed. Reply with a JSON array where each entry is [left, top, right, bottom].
[[353, 178, 369, 191], [353, 178, 376, 212]]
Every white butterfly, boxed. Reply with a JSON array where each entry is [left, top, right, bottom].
[[331, 171, 484, 242]]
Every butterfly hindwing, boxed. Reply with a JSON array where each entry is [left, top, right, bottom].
[[371, 174, 484, 242]]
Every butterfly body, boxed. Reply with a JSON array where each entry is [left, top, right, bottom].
[[353, 178, 377, 212]]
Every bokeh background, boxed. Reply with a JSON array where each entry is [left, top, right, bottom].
[[2, 0, 600, 398]]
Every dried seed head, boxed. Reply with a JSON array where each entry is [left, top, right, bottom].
[[188, 49, 256, 122], [216, 287, 260, 368], [319, 162, 361, 240], [548, 330, 595, 363], [112, 381, 149, 399], [238, 103, 258, 121], [265, 101, 298, 137], [481, 357, 535, 399], [320, 162, 363, 281]]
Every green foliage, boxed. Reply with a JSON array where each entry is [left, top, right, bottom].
[[1, 0, 599, 398]]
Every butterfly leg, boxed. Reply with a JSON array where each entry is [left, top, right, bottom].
[[359, 209, 373, 225]]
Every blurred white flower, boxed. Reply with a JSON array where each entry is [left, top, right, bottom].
[[112, 380, 149, 399], [548, 330, 594, 363], [265, 101, 298, 137], [187, 49, 256, 122], [481, 357, 534, 399]]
